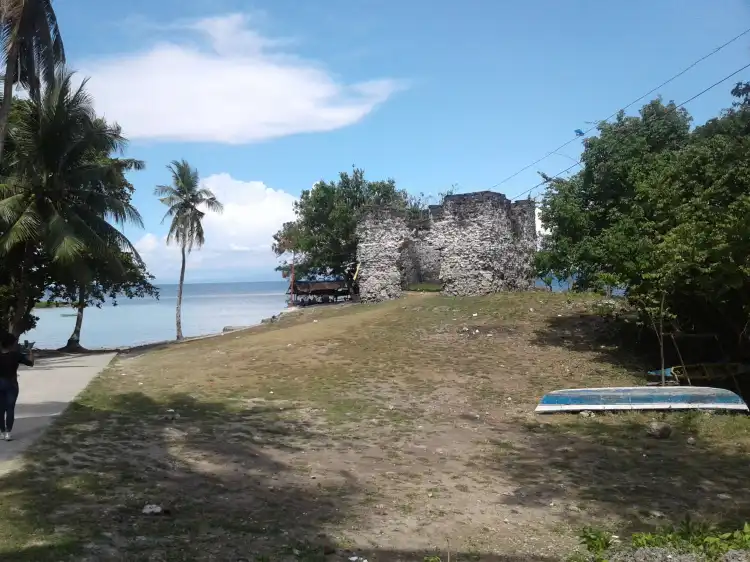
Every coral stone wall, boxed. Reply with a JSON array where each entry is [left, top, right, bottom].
[[356, 192, 537, 301], [356, 210, 411, 302]]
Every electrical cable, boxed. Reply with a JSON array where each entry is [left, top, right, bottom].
[[509, 60, 750, 201], [489, 26, 750, 191]]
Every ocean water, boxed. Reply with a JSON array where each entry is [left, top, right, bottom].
[[27, 281, 290, 350]]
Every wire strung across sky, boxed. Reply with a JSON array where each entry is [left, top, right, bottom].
[[508, 59, 750, 202], [470, 26, 750, 199]]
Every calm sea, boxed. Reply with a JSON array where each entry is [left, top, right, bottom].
[[27, 281, 290, 350]]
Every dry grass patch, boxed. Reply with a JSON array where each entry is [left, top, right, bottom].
[[1, 292, 750, 561]]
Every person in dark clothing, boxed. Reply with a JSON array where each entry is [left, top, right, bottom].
[[0, 332, 34, 441]]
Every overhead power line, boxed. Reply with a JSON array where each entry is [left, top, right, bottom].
[[489, 26, 750, 192], [509, 60, 750, 202]]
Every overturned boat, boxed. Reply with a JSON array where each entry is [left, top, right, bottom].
[[535, 386, 749, 414]]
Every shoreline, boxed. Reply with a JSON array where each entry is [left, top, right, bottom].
[[33, 306, 301, 359]]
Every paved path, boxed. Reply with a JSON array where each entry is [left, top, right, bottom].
[[0, 353, 116, 465]]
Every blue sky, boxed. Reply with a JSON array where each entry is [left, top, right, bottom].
[[54, 0, 750, 283]]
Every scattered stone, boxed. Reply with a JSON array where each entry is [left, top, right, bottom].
[[472, 313, 478, 317], [310, 475, 317, 480], [567, 504, 581, 513], [646, 421, 673, 439], [162, 409, 180, 421], [579, 410, 594, 418], [313, 319, 318, 323], [687, 436, 696, 446], [141, 504, 170, 516], [608, 546, 715, 561], [529, 307, 534, 312], [649, 510, 665, 519], [718, 493, 732, 500]]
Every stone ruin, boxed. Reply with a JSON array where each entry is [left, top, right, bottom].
[[355, 191, 537, 302]]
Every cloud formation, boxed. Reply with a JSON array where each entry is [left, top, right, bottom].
[[81, 13, 402, 143], [135, 173, 297, 282]]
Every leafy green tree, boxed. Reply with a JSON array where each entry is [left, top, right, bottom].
[[48, 250, 158, 350], [155, 159, 223, 340], [0, 0, 66, 160], [272, 168, 406, 278], [0, 68, 144, 336], [539, 88, 750, 353]]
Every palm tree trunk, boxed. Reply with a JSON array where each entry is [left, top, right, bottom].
[[0, 40, 19, 163], [64, 285, 86, 352], [176, 245, 186, 340]]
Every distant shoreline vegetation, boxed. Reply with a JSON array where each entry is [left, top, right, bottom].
[[34, 301, 71, 309]]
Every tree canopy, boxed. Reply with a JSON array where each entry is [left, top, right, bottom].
[[536, 85, 750, 354], [0, 71, 157, 339], [272, 168, 444, 278], [273, 168, 403, 277]]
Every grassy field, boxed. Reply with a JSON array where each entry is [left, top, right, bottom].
[[2, 292, 750, 561]]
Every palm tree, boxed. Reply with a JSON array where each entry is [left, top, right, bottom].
[[155, 160, 223, 340], [0, 0, 66, 161], [0, 67, 143, 335]]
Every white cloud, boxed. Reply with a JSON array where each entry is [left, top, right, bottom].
[[79, 13, 403, 143], [135, 173, 297, 282]]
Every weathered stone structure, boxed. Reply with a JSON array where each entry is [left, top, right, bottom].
[[356, 191, 536, 302], [356, 208, 412, 302]]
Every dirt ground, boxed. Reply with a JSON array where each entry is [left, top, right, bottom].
[[2, 292, 750, 562]]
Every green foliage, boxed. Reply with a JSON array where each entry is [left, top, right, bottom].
[[155, 159, 224, 252], [0, 72, 155, 336], [630, 518, 750, 559], [579, 526, 614, 555], [272, 168, 406, 277], [538, 89, 750, 352], [48, 251, 158, 310], [574, 519, 750, 561], [273, 169, 457, 278]]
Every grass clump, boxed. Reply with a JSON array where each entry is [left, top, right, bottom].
[[571, 518, 750, 561]]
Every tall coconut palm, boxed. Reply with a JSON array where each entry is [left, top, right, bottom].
[[0, 0, 66, 161], [0, 67, 143, 335], [155, 160, 223, 340]]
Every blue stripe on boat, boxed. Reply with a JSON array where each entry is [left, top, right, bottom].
[[535, 386, 748, 413]]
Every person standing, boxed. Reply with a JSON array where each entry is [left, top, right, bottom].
[[0, 333, 34, 441]]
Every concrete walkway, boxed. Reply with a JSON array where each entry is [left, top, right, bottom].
[[0, 353, 116, 465]]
